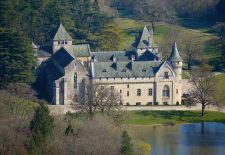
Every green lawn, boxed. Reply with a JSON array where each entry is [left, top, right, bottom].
[[124, 111, 225, 125]]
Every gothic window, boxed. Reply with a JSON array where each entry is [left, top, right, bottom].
[[164, 72, 169, 79], [163, 85, 170, 97], [74, 73, 77, 89]]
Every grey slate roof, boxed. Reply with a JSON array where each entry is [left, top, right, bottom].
[[137, 50, 160, 61], [92, 61, 163, 78], [45, 61, 64, 80], [66, 44, 90, 57], [35, 45, 52, 57], [52, 47, 74, 68], [53, 23, 73, 41], [168, 42, 183, 62], [132, 26, 155, 49], [90, 51, 136, 62]]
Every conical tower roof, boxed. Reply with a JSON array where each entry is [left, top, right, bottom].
[[53, 23, 72, 41], [168, 42, 183, 62]]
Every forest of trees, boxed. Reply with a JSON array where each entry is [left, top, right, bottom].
[[110, 0, 220, 22]]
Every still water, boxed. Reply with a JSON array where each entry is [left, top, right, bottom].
[[130, 122, 225, 155]]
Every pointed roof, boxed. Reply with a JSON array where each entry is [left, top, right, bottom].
[[53, 23, 73, 41], [133, 25, 154, 49], [168, 42, 183, 62]]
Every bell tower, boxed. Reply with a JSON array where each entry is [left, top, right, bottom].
[[52, 23, 73, 53]]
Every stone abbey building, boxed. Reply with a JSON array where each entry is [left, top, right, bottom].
[[34, 24, 183, 106]]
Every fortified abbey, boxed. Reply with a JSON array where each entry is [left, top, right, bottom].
[[34, 24, 183, 106]]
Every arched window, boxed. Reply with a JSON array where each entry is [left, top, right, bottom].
[[74, 73, 77, 89], [163, 85, 170, 97]]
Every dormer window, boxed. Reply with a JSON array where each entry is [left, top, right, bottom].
[[58, 41, 60, 45], [164, 72, 169, 79], [65, 41, 68, 44], [61, 41, 64, 44], [142, 68, 147, 72], [102, 69, 107, 73], [122, 69, 126, 72]]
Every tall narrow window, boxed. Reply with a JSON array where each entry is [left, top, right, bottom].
[[74, 73, 77, 89], [127, 91, 129, 96], [148, 88, 153, 96], [163, 85, 170, 97], [137, 89, 141, 96]]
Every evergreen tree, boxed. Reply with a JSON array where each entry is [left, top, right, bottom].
[[30, 103, 54, 148], [0, 28, 36, 87], [121, 131, 133, 155]]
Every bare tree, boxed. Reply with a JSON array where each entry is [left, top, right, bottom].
[[76, 82, 122, 117], [188, 65, 219, 116], [181, 36, 202, 70]]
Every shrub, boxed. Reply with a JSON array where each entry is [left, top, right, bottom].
[[176, 101, 180, 105], [155, 102, 159, 105]]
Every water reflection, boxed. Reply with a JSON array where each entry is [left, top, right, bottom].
[[129, 122, 225, 155]]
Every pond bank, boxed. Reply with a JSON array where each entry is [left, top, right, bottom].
[[124, 111, 225, 125]]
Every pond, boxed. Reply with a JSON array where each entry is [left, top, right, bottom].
[[130, 122, 225, 155]]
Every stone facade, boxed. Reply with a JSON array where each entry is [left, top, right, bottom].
[[35, 24, 182, 106]]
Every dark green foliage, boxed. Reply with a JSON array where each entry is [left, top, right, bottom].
[[121, 131, 133, 155], [216, 0, 225, 21], [30, 103, 54, 147], [0, 0, 110, 49], [0, 28, 36, 87]]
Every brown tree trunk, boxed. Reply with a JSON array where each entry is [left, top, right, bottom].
[[201, 104, 206, 116]]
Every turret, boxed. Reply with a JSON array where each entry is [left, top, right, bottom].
[[52, 23, 73, 53], [168, 42, 183, 104], [168, 42, 183, 69]]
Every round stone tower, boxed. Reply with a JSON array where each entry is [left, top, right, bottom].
[[168, 42, 183, 104]]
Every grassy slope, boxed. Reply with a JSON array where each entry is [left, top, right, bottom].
[[214, 73, 225, 105], [112, 18, 221, 69], [125, 111, 225, 125]]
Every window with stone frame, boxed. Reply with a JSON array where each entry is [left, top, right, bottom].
[[111, 86, 115, 90], [163, 85, 170, 97], [164, 72, 169, 79], [137, 89, 141, 96], [127, 91, 129, 96], [74, 73, 77, 89], [148, 88, 153, 96]]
